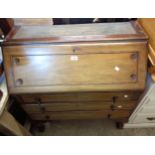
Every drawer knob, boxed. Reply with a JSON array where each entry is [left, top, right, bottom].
[[131, 53, 138, 60], [72, 47, 80, 53], [107, 114, 111, 119], [45, 115, 50, 120], [130, 74, 137, 81], [147, 117, 155, 121], [35, 98, 46, 113], [111, 96, 117, 111], [16, 78, 23, 86], [14, 58, 20, 64]]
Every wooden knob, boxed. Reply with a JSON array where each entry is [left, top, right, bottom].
[[130, 53, 138, 60], [16, 78, 23, 86], [107, 114, 111, 119], [130, 74, 137, 81], [14, 58, 20, 65], [45, 115, 50, 120], [72, 47, 80, 53]]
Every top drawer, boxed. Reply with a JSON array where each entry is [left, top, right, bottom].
[[3, 42, 147, 94]]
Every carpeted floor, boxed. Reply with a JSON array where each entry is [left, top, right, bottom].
[[32, 120, 155, 136]]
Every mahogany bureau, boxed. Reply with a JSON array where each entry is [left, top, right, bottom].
[[2, 21, 148, 125]]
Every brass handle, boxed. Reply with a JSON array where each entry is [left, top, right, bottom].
[[147, 117, 155, 121], [16, 78, 23, 86], [36, 98, 45, 113]]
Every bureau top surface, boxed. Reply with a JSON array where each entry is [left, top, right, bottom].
[[4, 21, 147, 45]]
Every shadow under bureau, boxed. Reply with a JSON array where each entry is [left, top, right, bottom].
[[2, 21, 148, 126]]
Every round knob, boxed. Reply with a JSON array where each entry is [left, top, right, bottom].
[[130, 53, 138, 61], [130, 74, 137, 81], [14, 58, 20, 65], [16, 78, 23, 86], [72, 47, 81, 53], [45, 115, 50, 120]]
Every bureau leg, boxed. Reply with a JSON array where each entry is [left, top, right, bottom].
[[116, 122, 123, 129]]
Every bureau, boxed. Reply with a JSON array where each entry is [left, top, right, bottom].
[[2, 21, 148, 126]]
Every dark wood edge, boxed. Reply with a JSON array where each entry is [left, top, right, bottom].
[[4, 26, 20, 42], [131, 20, 148, 38], [2, 21, 148, 46]]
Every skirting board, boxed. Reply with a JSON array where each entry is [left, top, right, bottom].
[[124, 123, 155, 128]]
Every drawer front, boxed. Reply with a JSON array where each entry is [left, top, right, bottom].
[[19, 92, 141, 103], [3, 42, 147, 93], [138, 107, 155, 114], [133, 114, 155, 123], [29, 110, 131, 120], [21, 101, 136, 113]]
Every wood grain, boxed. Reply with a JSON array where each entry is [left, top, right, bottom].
[[21, 100, 137, 113], [18, 91, 141, 103], [3, 42, 147, 94], [29, 110, 131, 120], [13, 18, 53, 26]]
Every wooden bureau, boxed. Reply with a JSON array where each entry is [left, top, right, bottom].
[[2, 21, 148, 125]]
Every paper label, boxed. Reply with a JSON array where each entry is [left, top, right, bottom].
[[70, 55, 79, 61]]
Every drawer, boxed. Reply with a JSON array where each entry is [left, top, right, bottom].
[[139, 107, 155, 114], [21, 101, 136, 113], [29, 110, 131, 120], [140, 98, 155, 108], [18, 92, 141, 103], [132, 114, 155, 123], [3, 42, 147, 94]]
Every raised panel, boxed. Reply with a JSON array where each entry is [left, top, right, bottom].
[[3, 42, 147, 93], [12, 53, 137, 86]]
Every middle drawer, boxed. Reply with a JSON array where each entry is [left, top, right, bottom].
[[21, 100, 137, 113]]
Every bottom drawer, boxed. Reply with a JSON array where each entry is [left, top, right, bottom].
[[29, 110, 131, 121], [133, 114, 155, 123]]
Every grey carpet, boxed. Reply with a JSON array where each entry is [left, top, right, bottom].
[[32, 119, 155, 136]]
